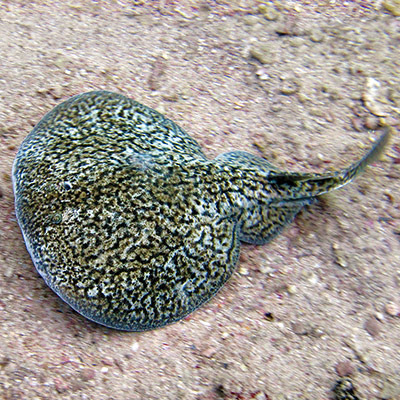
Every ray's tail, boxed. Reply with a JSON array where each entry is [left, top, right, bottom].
[[268, 127, 391, 202]]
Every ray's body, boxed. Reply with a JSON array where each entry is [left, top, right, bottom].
[[13, 91, 389, 330]]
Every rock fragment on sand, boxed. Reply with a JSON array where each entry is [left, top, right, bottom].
[[335, 360, 355, 377], [364, 317, 381, 337]]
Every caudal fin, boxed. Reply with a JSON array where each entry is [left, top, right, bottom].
[[268, 127, 391, 201]]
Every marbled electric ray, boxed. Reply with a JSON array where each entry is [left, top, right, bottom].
[[12, 91, 389, 331]]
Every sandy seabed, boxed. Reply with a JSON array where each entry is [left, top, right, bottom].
[[0, 1, 399, 399]]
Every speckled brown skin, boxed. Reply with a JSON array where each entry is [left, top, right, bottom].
[[12, 91, 389, 331], [333, 378, 360, 400]]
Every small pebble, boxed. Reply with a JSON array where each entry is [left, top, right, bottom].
[[291, 321, 309, 335], [80, 368, 96, 381], [162, 93, 179, 102], [238, 266, 249, 275], [256, 67, 269, 81], [280, 78, 300, 95], [332, 243, 348, 268], [270, 100, 283, 112], [364, 317, 381, 337], [148, 56, 167, 91], [259, 263, 275, 274], [335, 360, 355, 377], [221, 332, 230, 340], [101, 357, 113, 366], [375, 311, 385, 322], [54, 377, 69, 393], [385, 301, 400, 317], [54, 56, 68, 70], [239, 362, 248, 372], [364, 115, 379, 130], [3, 266, 13, 279], [286, 284, 297, 295], [202, 347, 217, 358], [50, 85, 63, 100], [362, 77, 388, 117], [307, 272, 319, 286], [351, 117, 364, 132], [242, 15, 261, 26], [289, 37, 306, 47], [130, 341, 139, 352], [0, 356, 10, 367], [258, 4, 279, 20], [250, 44, 274, 65], [264, 312, 274, 322], [309, 28, 324, 43], [310, 326, 325, 338]]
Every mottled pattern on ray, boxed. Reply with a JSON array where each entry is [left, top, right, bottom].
[[12, 91, 389, 331]]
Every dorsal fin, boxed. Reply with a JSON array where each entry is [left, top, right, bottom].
[[267, 127, 390, 201]]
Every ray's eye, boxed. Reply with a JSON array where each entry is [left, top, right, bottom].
[[63, 181, 72, 191]]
